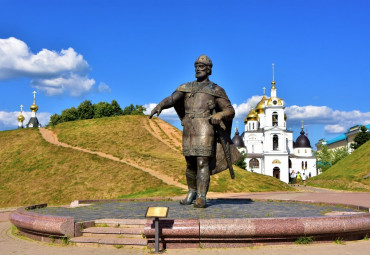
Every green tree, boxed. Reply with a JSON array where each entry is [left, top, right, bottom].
[[331, 147, 349, 165], [314, 145, 332, 172], [123, 104, 146, 115], [61, 107, 79, 122], [351, 126, 370, 150], [94, 102, 114, 118], [110, 100, 124, 116], [49, 114, 62, 126], [123, 104, 135, 115], [234, 151, 246, 170], [131, 105, 146, 115], [77, 100, 94, 120]]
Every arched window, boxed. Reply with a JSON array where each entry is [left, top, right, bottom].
[[249, 158, 259, 168], [252, 122, 255, 129], [272, 112, 278, 126], [305, 161, 308, 169], [273, 135, 278, 150]]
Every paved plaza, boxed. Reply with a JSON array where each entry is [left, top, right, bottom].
[[1, 187, 370, 255]]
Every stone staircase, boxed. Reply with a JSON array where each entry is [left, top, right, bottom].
[[70, 218, 148, 248]]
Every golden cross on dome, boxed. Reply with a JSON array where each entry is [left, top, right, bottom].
[[20, 104, 23, 113], [262, 87, 266, 95], [301, 120, 304, 129], [33, 91, 37, 104], [272, 63, 275, 82]]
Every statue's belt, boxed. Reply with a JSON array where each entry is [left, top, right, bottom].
[[184, 112, 211, 119]]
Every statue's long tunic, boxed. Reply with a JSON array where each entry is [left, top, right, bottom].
[[171, 81, 235, 157]]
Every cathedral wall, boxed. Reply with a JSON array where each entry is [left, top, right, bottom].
[[291, 158, 317, 178], [293, 148, 313, 157], [264, 155, 290, 183]]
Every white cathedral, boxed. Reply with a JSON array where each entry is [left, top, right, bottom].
[[232, 65, 317, 183]]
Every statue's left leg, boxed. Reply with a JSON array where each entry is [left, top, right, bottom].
[[194, 156, 210, 208]]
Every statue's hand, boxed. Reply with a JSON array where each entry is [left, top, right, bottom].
[[210, 112, 223, 125], [149, 105, 162, 119]]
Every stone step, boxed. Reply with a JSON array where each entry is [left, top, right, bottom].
[[83, 227, 144, 235], [82, 233, 141, 239], [95, 218, 147, 227], [70, 236, 147, 246]]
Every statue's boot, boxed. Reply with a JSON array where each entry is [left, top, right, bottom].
[[180, 164, 197, 205], [194, 157, 210, 208]]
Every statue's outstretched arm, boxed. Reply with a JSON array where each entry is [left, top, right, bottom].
[[149, 91, 184, 119]]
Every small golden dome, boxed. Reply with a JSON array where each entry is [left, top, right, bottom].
[[30, 104, 38, 112], [244, 108, 258, 123], [266, 97, 283, 106], [255, 95, 266, 114], [17, 114, 25, 122]]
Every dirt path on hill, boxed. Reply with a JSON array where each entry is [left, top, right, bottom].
[[39, 128, 187, 190], [144, 117, 182, 152]]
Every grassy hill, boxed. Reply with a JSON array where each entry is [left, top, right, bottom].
[[307, 140, 370, 191], [0, 115, 293, 207]]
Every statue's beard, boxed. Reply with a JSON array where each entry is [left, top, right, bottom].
[[195, 71, 208, 81]]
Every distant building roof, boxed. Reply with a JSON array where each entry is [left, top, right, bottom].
[[326, 134, 346, 145], [294, 130, 312, 148]]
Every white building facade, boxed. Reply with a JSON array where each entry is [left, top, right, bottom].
[[237, 70, 317, 183]]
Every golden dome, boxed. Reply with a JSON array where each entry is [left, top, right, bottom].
[[244, 108, 258, 123], [30, 104, 38, 112], [266, 97, 283, 106], [255, 95, 266, 114], [17, 114, 25, 122]]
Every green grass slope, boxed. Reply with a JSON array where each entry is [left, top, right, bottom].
[[0, 128, 183, 207], [0, 116, 293, 207], [53, 115, 293, 193], [307, 140, 370, 191]]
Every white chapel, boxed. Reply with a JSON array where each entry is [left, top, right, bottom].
[[232, 65, 317, 183]]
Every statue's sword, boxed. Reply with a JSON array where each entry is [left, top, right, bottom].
[[209, 103, 235, 180], [216, 121, 235, 179]]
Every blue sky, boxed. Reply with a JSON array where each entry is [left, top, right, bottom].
[[1, 0, 369, 148]]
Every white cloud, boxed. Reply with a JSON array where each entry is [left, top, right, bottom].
[[0, 37, 100, 96], [324, 125, 347, 134], [233, 95, 263, 119], [285, 105, 370, 133], [31, 74, 95, 96], [0, 110, 51, 129], [98, 82, 111, 93]]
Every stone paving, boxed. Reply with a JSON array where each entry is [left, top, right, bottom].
[[1, 188, 370, 255], [33, 199, 365, 222]]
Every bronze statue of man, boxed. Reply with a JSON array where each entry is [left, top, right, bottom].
[[149, 55, 237, 208]]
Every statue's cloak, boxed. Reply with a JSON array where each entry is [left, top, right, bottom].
[[173, 81, 242, 175]]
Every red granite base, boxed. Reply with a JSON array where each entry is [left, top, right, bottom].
[[9, 200, 370, 248]]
